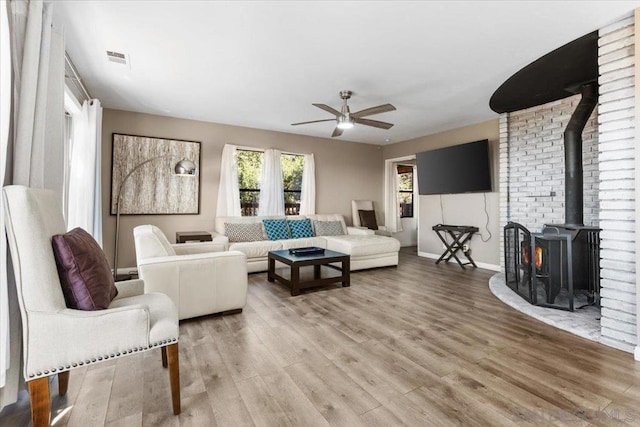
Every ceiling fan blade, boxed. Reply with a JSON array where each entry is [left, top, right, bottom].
[[352, 103, 396, 118], [313, 103, 341, 116], [291, 118, 336, 126], [331, 127, 344, 138], [354, 117, 394, 129]]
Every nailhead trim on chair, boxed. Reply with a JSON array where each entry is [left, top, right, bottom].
[[26, 338, 178, 379]]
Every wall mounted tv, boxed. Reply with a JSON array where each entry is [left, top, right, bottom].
[[416, 139, 491, 195]]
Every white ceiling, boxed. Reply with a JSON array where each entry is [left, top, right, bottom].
[[54, 1, 640, 145]]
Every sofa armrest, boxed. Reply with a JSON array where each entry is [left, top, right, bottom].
[[172, 236, 228, 255], [139, 251, 243, 265], [347, 226, 375, 236]]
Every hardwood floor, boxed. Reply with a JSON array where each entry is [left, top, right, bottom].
[[2, 250, 640, 426]]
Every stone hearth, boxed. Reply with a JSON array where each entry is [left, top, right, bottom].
[[489, 273, 600, 342]]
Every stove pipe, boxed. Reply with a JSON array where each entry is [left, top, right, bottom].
[[564, 82, 598, 226]]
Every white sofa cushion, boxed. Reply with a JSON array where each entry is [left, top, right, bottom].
[[280, 237, 327, 250], [229, 240, 283, 259], [323, 235, 401, 257]]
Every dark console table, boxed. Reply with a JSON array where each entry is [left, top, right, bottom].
[[432, 224, 479, 269], [175, 231, 212, 244]]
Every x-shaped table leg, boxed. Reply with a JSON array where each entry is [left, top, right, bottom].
[[434, 230, 477, 269]]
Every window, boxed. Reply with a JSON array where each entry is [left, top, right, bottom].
[[397, 165, 413, 218], [281, 153, 304, 215], [237, 150, 263, 216], [62, 86, 82, 222], [236, 149, 305, 216]]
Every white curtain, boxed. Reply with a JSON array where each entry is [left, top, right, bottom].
[[216, 144, 241, 217], [299, 153, 315, 215], [1, 0, 12, 392], [1, 0, 65, 409], [67, 99, 103, 244], [384, 161, 403, 232], [258, 149, 284, 216]]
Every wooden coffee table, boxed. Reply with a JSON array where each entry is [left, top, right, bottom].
[[267, 249, 350, 296]]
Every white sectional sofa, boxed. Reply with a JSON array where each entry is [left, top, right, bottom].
[[213, 214, 401, 273]]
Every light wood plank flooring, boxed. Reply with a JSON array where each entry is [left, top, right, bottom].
[[2, 250, 640, 426]]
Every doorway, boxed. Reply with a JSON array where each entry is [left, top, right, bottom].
[[384, 156, 418, 248]]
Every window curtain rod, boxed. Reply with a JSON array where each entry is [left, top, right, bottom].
[[235, 145, 307, 157], [64, 52, 91, 101]]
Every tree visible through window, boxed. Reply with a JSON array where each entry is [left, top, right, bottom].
[[282, 154, 304, 215], [236, 149, 305, 216], [237, 150, 263, 216], [397, 165, 413, 218]]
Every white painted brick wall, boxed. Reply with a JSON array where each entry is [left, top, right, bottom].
[[499, 114, 509, 270], [499, 95, 599, 234], [598, 14, 636, 353]]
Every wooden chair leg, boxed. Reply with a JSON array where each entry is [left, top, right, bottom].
[[166, 343, 181, 415], [27, 377, 50, 427], [58, 371, 70, 396], [161, 346, 168, 368]]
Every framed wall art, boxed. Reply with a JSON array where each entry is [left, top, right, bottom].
[[110, 133, 201, 215]]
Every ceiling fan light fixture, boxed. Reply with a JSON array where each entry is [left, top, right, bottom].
[[336, 115, 354, 129]]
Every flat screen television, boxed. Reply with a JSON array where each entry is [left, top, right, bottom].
[[416, 139, 491, 195]]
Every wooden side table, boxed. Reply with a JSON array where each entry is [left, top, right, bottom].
[[175, 231, 213, 244]]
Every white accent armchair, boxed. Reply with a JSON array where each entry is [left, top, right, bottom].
[[2, 186, 181, 426], [134, 225, 248, 320], [351, 200, 392, 236]]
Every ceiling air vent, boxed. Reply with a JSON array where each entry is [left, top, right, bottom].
[[106, 50, 127, 65]]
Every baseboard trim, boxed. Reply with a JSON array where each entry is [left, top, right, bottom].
[[417, 251, 500, 272], [417, 251, 442, 260]]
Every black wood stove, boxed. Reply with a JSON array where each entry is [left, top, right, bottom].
[[505, 222, 600, 311]]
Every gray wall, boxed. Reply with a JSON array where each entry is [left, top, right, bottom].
[[102, 109, 384, 268], [383, 119, 500, 267]]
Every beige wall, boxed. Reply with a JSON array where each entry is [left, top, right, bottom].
[[382, 119, 500, 267], [102, 109, 383, 269]]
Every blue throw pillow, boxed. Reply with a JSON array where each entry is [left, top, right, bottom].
[[262, 219, 291, 240], [288, 219, 314, 239]]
